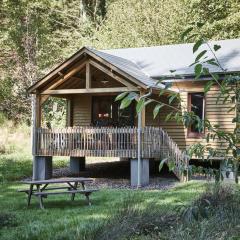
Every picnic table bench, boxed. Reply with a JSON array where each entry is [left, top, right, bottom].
[[18, 178, 98, 209]]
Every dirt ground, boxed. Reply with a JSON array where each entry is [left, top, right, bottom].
[[53, 160, 179, 190]]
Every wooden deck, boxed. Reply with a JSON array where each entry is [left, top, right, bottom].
[[35, 126, 187, 160], [37, 126, 165, 157]]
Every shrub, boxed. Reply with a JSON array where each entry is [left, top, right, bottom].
[[0, 212, 17, 229], [170, 184, 240, 240], [94, 184, 240, 240]]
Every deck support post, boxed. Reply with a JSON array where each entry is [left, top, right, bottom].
[[130, 158, 149, 187], [33, 156, 52, 180], [70, 157, 86, 173], [220, 160, 234, 181]]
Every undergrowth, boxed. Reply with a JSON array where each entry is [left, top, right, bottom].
[[94, 183, 240, 240]]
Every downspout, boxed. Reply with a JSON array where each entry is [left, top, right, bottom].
[[137, 87, 152, 188]]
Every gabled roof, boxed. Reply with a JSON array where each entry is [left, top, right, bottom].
[[102, 38, 240, 78], [29, 38, 240, 93], [28, 47, 164, 93]]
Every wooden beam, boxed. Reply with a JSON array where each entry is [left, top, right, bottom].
[[32, 94, 41, 155], [40, 62, 86, 93], [41, 87, 138, 95], [89, 60, 137, 88], [35, 94, 42, 128], [86, 61, 91, 89], [70, 76, 84, 81], [85, 50, 147, 89], [140, 90, 146, 128], [40, 95, 50, 106], [66, 99, 72, 127]]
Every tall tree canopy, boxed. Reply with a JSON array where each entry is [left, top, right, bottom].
[[0, 0, 239, 123]]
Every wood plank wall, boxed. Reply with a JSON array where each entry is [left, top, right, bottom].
[[145, 81, 236, 153], [72, 95, 92, 126]]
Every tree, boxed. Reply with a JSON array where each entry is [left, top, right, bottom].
[[187, 0, 240, 41], [0, 0, 60, 122], [93, 0, 189, 49]]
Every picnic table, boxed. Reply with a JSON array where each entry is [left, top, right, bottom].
[[18, 178, 98, 209]]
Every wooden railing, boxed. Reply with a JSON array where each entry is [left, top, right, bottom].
[[35, 126, 189, 180]]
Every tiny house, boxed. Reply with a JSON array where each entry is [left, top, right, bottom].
[[28, 39, 240, 185]]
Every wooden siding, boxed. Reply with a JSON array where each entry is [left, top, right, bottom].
[[72, 95, 92, 126], [145, 81, 236, 154]]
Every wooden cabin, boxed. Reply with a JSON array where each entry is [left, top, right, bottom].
[[28, 39, 240, 185]]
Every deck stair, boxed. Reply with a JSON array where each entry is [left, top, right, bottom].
[[151, 127, 189, 181]]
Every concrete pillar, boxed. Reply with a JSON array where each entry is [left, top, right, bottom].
[[220, 160, 234, 181], [130, 158, 149, 187], [70, 157, 86, 173], [33, 156, 52, 180]]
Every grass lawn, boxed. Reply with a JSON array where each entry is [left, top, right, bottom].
[[1, 149, 240, 240], [0, 181, 206, 240]]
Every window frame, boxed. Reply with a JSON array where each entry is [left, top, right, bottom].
[[187, 92, 206, 138]]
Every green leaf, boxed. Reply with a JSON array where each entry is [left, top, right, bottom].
[[195, 50, 207, 62], [196, 22, 204, 28], [127, 92, 138, 100], [181, 27, 193, 40], [165, 112, 173, 121], [194, 64, 202, 79], [206, 59, 219, 67], [159, 158, 168, 172], [120, 92, 137, 109], [120, 97, 132, 109], [115, 92, 128, 101], [164, 82, 173, 89], [202, 67, 209, 75], [193, 39, 204, 53], [204, 81, 214, 93], [211, 73, 219, 81], [213, 44, 221, 51], [169, 94, 176, 104], [136, 98, 145, 113], [168, 161, 175, 171], [153, 104, 164, 119]]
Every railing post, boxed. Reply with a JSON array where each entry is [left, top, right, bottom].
[[137, 111, 142, 188]]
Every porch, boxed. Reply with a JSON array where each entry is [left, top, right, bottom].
[[36, 126, 168, 158], [33, 126, 189, 185]]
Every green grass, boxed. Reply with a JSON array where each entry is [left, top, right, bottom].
[[0, 153, 69, 182], [0, 181, 205, 240]]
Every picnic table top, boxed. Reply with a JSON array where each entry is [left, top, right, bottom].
[[21, 177, 94, 185]]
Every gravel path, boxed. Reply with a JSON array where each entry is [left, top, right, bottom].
[[51, 161, 179, 190]]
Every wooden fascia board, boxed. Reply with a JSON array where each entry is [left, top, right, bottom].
[[41, 87, 138, 95], [28, 47, 87, 93]]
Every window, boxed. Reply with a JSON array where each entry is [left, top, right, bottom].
[[188, 92, 205, 138], [92, 96, 135, 127]]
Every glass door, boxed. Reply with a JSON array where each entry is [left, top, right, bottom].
[[92, 96, 135, 127]]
